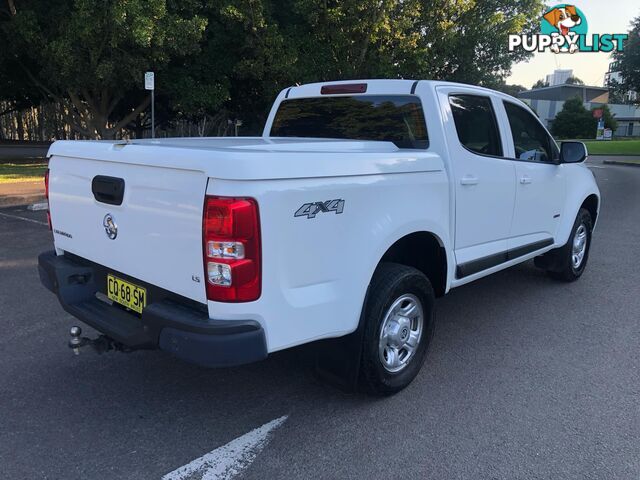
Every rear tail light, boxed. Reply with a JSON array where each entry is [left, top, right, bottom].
[[44, 169, 51, 230], [203, 196, 261, 302]]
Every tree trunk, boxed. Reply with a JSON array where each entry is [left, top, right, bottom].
[[16, 111, 24, 141]]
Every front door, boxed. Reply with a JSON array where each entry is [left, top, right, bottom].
[[500, 100, 565, 250]]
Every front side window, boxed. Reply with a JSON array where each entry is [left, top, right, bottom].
[[503, 101, 559, 162], [449, 95, 503, 157], [270, 95, 428, 149]]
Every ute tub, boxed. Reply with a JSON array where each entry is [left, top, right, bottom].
[[46, 138, 445, 181], [37, 251, 267, 367]]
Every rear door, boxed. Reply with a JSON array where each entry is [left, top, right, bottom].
[[499, 100, 565, 251], [48, 151, 208, 303], [437, 87, 516, 278]]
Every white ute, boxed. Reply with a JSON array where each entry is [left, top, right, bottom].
[[38, 80, 600, 394]]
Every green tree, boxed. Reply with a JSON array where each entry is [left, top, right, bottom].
[[492, 82, 527, 97], [565, 76, 584, 85], [532, 79, 549, 89], [551, 96, 594, 139], [612, 15, 640, 105], [179, 0, 546, 134], [1, 0, 207, 138], [551, 97, 618, 139], [419, 0, 545, 86], [0, 0, 548, 138], [0, 1, 46, 139]]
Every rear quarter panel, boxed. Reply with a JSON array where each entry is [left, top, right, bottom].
[[207, 170, 451, 352]]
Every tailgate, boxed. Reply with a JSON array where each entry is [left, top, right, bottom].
[[48, 154, 208, 303]]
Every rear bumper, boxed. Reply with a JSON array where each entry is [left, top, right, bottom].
[[37, 250, 267, 367]]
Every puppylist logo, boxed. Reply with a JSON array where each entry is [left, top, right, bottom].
[[509, 4, 627, 54]]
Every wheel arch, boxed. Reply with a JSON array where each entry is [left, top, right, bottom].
[[581, 193, 599, 227], [556, 188, 600, 246], [375, 231, 449, 297]]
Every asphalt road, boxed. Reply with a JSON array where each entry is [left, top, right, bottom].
[[1, 157, 639, 479]]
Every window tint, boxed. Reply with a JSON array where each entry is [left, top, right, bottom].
[[503, 101, 559, 162], [270, 95, 428, 149], [449, 95, 502, 156]]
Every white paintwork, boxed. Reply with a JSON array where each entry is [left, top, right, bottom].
[[48, 156, 209, 302], [436, 85, 516, 263], [46, 79, 600, 355], [162, 415, 287, 480]]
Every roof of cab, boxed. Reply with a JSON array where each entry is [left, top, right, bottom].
[[281, 78, 523, 105]]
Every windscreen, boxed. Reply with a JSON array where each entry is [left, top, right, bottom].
[[270, 95, 428, 149]]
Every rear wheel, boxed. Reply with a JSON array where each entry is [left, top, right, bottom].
[[360, 263, 435, 395]]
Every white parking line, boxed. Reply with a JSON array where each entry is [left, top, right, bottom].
[[28, 202, 49, 211], [162, 415, 288, 480], [0, 211, 48, 226]]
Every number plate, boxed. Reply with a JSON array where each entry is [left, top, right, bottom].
[[107, 274, 147, 314]]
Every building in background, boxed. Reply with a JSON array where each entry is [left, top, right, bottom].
[[518, 72, 640, 138], [518, 84, 608, 127], [545, 69, 573, 86]]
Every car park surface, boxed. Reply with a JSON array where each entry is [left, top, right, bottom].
[[0, 156, 639, 479]]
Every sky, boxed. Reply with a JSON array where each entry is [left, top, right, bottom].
[[507, 0, 639, 89]]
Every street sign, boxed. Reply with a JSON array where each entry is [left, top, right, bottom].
[[145, 72, 155, 91]]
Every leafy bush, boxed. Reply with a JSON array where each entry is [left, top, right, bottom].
[[551, 97, 618, 139]]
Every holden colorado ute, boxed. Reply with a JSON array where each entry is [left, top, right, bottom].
[[38, 80, 600, 395]]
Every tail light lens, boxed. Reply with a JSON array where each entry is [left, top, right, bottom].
[[44, 169, 52, 230], [203, 196, 261, 302], [320, 83, 367, 94]]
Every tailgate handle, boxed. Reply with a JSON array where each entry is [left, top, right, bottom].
[[92, 176, 125, 206]]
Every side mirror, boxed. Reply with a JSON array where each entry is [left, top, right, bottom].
[[560, 141, 588, 164]]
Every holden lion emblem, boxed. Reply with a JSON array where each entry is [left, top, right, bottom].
[[103, 213, 118, 240]]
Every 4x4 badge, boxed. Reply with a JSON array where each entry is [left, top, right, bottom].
[[295, 199, 345, 219]]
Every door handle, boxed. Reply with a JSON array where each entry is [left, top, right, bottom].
[[519, 175, 532, 185], [460, 175, 479, 186]]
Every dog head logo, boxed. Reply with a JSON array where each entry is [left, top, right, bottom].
[[543, 5, 581, 36], [509, 5, 626, 55], [541, 4, 588, 53]]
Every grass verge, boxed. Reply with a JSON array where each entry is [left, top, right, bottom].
[[581, 140, 640, 156], [0, 159, 48, 184]]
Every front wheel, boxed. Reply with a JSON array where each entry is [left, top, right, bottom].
[[543, 208, 593, 282], [359, 263, 435, 396]]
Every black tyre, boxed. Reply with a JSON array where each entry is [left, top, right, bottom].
[[359, 263, 435, 396], [540, 208, 593, 282]]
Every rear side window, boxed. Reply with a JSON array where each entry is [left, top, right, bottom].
[[449, 95, 503, 157], [270, 95, 428, 149], [503, 101, 559, 162]]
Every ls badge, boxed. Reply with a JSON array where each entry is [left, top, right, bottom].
[[295, 199, 345, 219]]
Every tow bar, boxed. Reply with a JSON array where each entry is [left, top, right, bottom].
[[68, 326, 130, 355]]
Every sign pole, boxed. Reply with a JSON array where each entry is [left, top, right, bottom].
[[145, 71, 155, 139], [151, 89, 155, 139]]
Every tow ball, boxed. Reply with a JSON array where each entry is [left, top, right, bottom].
[[68, 326, 129, 355]]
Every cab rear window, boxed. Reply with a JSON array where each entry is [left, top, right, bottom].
[[270, 95, 428, 149]]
